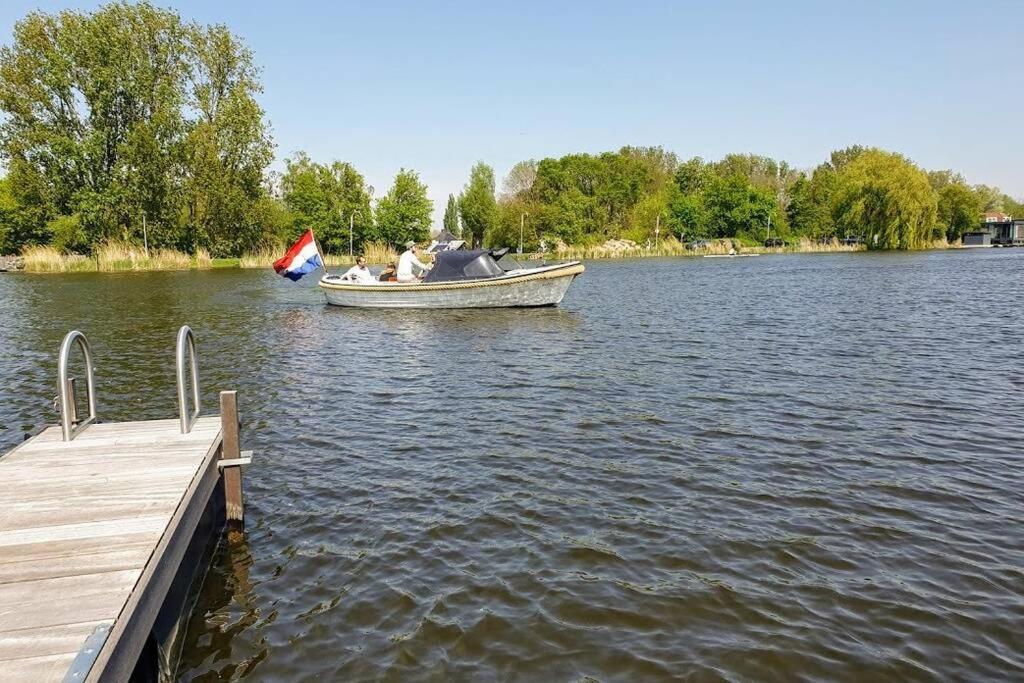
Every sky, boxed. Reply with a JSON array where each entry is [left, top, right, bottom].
[[2, 0, 1022, 226]]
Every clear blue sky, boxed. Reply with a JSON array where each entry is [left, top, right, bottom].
[[2, 0, 1022, 226]]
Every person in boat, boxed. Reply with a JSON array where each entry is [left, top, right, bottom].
[[397, 241, 429, 282], [339, 256, 375, 283], [379, 261, 397, 282]]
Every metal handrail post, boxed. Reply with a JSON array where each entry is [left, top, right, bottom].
[[176, 325, 201, 434], [58, 331, 97, 441]]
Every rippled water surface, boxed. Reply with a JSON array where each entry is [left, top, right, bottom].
[[2, 251, 1023, 681]]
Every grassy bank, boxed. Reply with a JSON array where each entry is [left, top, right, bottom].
[[19, 239, 401, 273], [530, 236, 959, 260], [18, 237, 957, 273], [21, 243, 214, 273]]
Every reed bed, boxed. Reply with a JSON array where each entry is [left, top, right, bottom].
[[361, 241, 399, 265], [22, 242, 209, 272], [530, 236, 874, 260], [21, 246, 95, 272], [94, 241, 194, 271]]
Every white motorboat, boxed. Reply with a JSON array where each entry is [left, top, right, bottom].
[[319, 249, 584, 309]]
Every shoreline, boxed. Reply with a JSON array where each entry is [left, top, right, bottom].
[[4, 240, 991, 274]]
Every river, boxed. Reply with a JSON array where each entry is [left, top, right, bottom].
[[1, 250, 1022, 681]]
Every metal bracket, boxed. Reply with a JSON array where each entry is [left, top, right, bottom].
[[219, 450, 253, 469], [62, 622, 112, 682], [176, 325, 200, 434], [58, 331, 97, 442]]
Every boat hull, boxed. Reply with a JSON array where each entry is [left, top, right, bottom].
[[319, 262, 584, 309]]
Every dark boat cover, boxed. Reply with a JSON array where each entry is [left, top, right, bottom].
[[424, 249, 505, 282]]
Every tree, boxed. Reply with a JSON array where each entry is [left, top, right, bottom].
[[0, 2, 274, 255], [373, 169, 432, 246], [831, 149, 936, 249], [181, 22, 275, 255], [937, 183, 981, 242], [459, 162, 497, 247], [0, 176, 14, 252], [500, 160, 537, 200], [281, 153, 372, 253], [703, 174, 781, 239], [787, 165, 838, 239], [443, 194, 459, 236]]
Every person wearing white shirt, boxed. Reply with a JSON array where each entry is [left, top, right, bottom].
[[340, 256, 376, 283], [396, 241, 429, 282]]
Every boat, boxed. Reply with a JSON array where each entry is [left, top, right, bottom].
[[319, 249, 584, 309], [703, 253, 760, 258]]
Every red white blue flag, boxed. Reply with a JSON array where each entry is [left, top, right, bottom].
[[273, 229, 324, 281]]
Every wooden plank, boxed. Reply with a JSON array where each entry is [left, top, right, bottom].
[[1, 652, 76, 683], [0, 498, 180, 535], [0, 462, 201, 489], [1, 445, 209, 467], [0, 569, 140, 632], [0, 515, 168, 551], [0, 532, 156, 568], [86, 432, 222, 682], [0, 621, 102, 661], [0, 543, 153, 584]]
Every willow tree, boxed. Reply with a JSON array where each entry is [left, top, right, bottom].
[[831, 149, 936, 250]]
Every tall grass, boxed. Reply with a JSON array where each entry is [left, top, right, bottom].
[[22, 242, 208, 272], [361, 241, 398, 265], [95, 241, 194, 271], [21, 245, 95, 272], [530, 236, 873, 259]]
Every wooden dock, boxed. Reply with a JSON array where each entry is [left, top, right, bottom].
[[0, 328, 249, 682]]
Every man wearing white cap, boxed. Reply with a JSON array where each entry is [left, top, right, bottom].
[[396, 240, 429, 282]]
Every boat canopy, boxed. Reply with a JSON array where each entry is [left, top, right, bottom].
[[424, 249, 505, 283]]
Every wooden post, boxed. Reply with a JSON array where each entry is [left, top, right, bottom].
[[219, 390, 244, 526]]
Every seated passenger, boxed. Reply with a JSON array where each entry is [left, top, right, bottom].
[[397, 241, 429, 282], [339, 256, 376, 283], [379, 262, 397, 282]]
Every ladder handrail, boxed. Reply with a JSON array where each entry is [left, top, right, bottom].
[[58, 330, 97, 441], [176, 325, 200, 434]]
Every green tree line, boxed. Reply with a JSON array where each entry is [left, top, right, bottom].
[[482, 146, 1024, 252]]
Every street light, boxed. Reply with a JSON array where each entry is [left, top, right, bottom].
[[519, 212, 528, 254], [349, 210, 361, 258]]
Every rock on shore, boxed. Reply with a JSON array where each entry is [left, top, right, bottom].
[[0, 255, 24, 271]]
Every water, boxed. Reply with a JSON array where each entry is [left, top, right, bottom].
[[1, 251, 1022, 681]]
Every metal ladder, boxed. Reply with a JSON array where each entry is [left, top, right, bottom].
[[57, 325, 202, 441]]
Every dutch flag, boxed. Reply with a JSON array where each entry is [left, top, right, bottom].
[[273, 229, 324, 281]]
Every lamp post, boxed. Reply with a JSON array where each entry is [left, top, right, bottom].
[[519, 212, 528, 254], [349, 210, 360, 258]]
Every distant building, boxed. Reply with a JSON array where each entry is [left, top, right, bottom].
[[983, 211, 1011, 223], [991, 218, 1024, 246], [427, 229, 467, 254], [962, 230, 992, 247], [967, 216, 1024, 247]]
